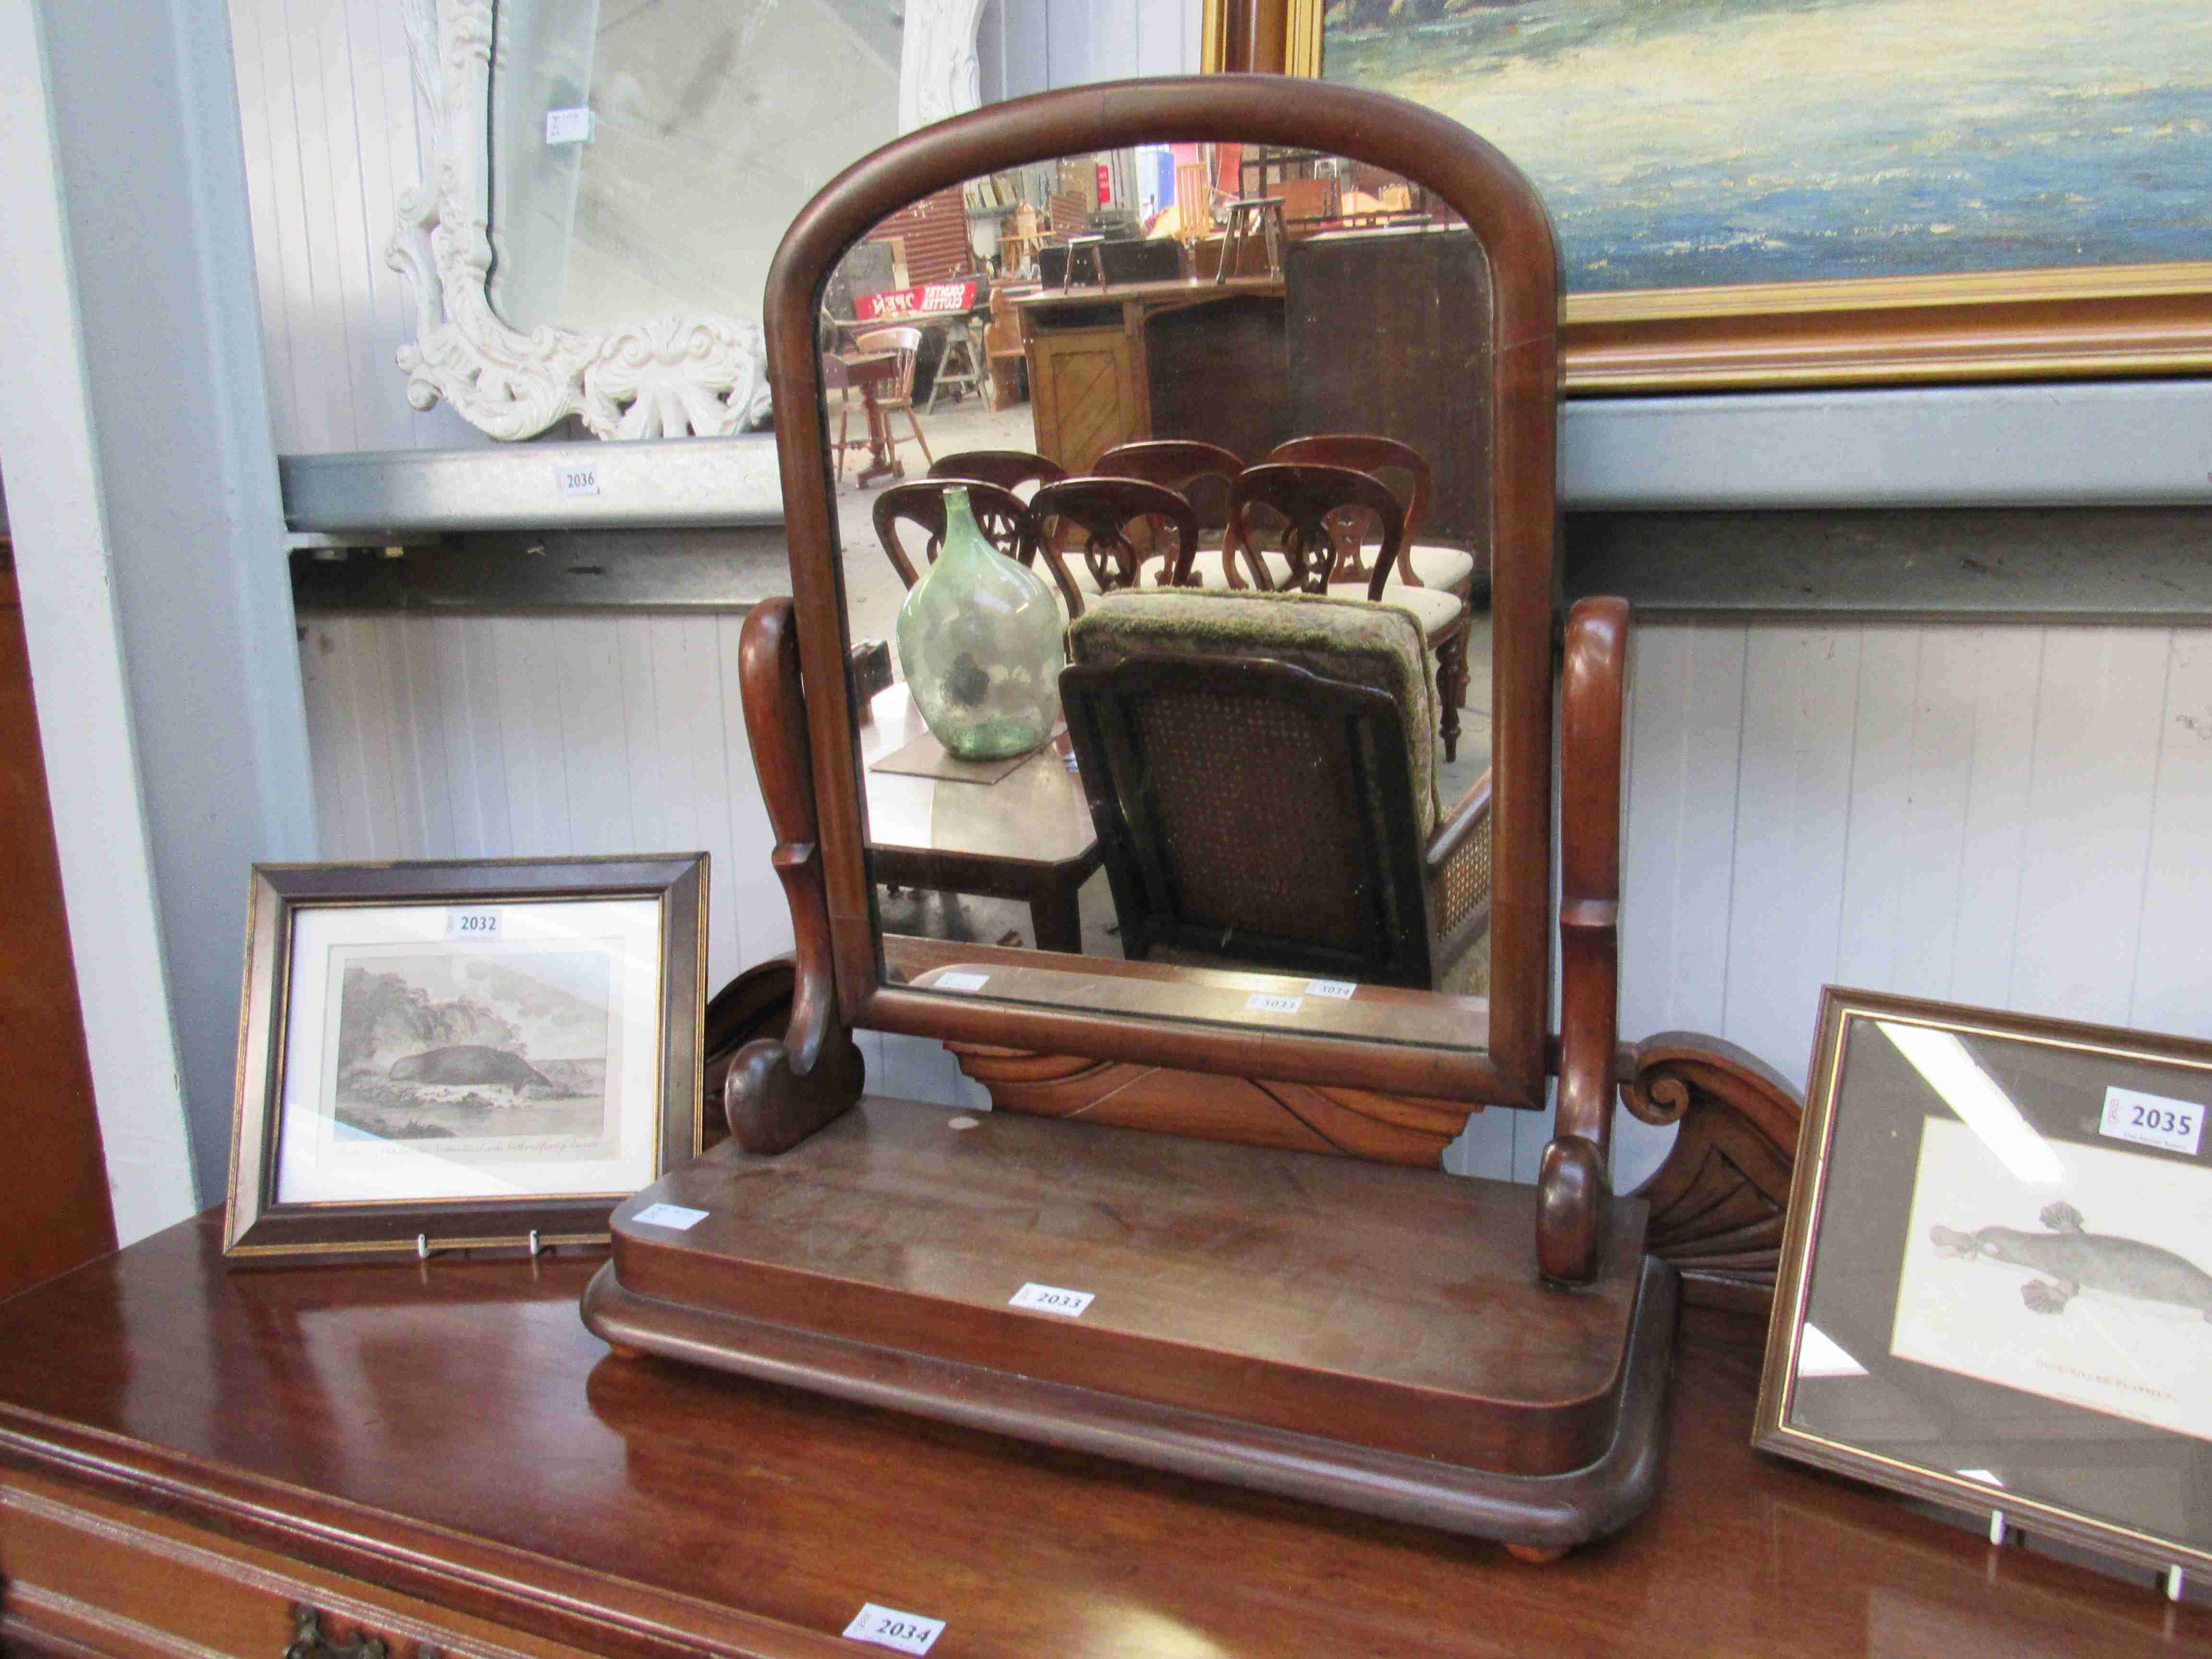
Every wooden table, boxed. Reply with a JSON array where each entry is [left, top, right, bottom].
[[0, 1207, 2204, 1658], [862, 681, 1100, 952], [834, 349, 902, 486]]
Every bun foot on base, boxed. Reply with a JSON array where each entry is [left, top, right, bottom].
[[1506, 1543, 1571, 1564]]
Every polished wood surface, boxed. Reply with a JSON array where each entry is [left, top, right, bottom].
[[1541, 596, 1631, 1284], [606, 1097, 1647, 1474], [1, 1215, 2204, 1658], [762, 77, 1558, 1114], [723, 599, 862, 1156], [0, 562, 116, 1302], [887, 934, 1485, 1163]]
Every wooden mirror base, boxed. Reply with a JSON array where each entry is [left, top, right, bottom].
[[583, 1095, 1678, 1557]]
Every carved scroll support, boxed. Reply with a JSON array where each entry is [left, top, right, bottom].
[[726, 600, 864, 1152], [1623, 1034, 1803, 1313], [1540, 597, 1630, 1286]]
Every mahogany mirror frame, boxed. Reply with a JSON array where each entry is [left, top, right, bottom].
[[763, 75, 1560, 1111]]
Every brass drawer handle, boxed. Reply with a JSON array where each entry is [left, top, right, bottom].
[[287, 1605, 437, 1659]]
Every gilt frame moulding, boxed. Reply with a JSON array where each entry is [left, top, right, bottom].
[[386, 0, 987, 442], [1203, 0, 2212, 393]]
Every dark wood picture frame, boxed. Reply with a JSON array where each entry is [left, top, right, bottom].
[[224, 854, 709, 1262], [1756, 986, 2212, 1586], [1206, 0, 2212, 394], [765, 75, 1560, 1114]]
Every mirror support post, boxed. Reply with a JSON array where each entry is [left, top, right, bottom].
[[1539, 597, 1632, 1285], [726, 599, 866, 1154]]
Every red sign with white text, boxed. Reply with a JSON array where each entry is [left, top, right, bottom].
[[1095, 162, 1113, 206], [855, 280, 979, 321]]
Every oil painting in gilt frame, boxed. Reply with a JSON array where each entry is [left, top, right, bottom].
[[1206, 0, 2212, 390], [224, 855, 708, 1263], [1756, 987, 2212, 1586]]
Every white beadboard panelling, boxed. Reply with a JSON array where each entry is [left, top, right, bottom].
[[2132, 633, 2212, 1036], [227, 0, 490, 452], [1613, 621, 1748, 1190], [1615, 621, 2212, 1177], [297, 612, 789, 989], [1917, 627, 2041, 1009], [1720, 626, 1864, 1081], [2010, 629, 2174, 1028]]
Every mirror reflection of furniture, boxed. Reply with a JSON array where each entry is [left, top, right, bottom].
[[926, 450, 1067, 495], [871, 479, 1080, 612], [1094, 439, 1252, 589], [857, 674, 1100, 957], [1214, 196, 1287, 283], [1229, 462, 1469, 759], [1062, 590, 1490, 991], [849, 326, 934, 474], [924, 320, 989, 414], [1268, 433, 1480, 755], [1012, 269, 1287, 473], [982, 286, 1030, 409], [828, 348, 903, 486], [581, 78, 1817, 1566], [1029, 478, 1201, 611]]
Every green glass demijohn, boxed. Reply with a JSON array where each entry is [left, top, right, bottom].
[[894, 487, 1063, 760]]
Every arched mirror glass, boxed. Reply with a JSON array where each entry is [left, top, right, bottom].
[[823, 141, 1502, 1051]]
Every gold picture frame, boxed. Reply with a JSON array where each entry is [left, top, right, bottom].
[[1205, 1, 2212, 393], [1756, 986, 2212, 1589], [224, 854, 709, 1263]]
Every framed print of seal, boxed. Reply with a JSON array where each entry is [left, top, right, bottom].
[[224, 854, 708, 1262], [1757, 986, 2212, 1587]]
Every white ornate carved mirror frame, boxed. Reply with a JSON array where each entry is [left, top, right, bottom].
[[387, 0, 987, 442]]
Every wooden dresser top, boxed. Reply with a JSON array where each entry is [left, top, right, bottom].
[[0, 1211, 2204, 1658]]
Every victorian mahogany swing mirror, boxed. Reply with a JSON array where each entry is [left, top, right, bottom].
[[588, 77, 1664, 1556]]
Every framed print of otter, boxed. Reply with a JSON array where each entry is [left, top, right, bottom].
[[1757, 987, 2212, 1589], [224, 854, 707, 1263]]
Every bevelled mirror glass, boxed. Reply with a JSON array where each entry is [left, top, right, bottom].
[[486, 0, 902, 337], [823, 141, 1500, 1052]]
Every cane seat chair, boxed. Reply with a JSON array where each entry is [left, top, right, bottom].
[[1093, 439, 1253, 589], [1061, 588, 1491, 992], [1227, 462, 1470, 759], [870, 479, 1080, 610], [1026, 478, 1202, 615], [850, 325, 934, 472]]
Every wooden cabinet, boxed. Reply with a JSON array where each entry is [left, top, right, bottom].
[[1024, 318, 1143, 472], [1, 1471, 592, 1659], [1013, 277, 1287, 473]]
